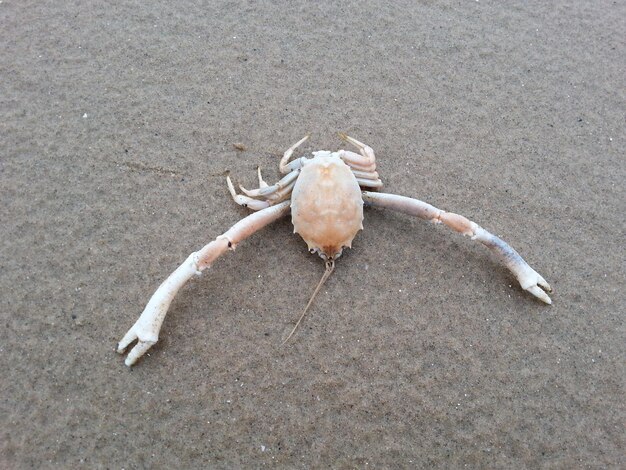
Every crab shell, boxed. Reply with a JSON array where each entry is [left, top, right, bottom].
[[290, 152, 364, 260]]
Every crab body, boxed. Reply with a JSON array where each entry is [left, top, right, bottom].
[[291, 153, 364, 260], [117, 134, 553, 367]]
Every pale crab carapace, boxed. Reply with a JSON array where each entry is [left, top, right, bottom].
[[117, 134, 552, 366]]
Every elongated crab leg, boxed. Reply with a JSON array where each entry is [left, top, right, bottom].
[[362, 192, 552, 304], [117, 201, 291, 366]]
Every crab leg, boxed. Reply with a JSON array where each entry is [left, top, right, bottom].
[[227, 176, 271, 210], [256, 167, 270, 189], [280, 135, 310, 174], [228, 173, 297, 208], [265, 179, 298, 203], [362, 192, 552, 304], [337, 134, 383, 189], [117, 201, 291, 366], [355, 177, 383, 189], [351, 169, 383, 188], [351, 169, 381, 181], [337, 150, 377, 173], [338, 133, 378, 173], [240, 169, 300, 198]]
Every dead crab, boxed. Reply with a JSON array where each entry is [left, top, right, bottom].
[[118, 134, 552, 366]]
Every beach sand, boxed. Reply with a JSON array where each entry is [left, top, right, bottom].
[[1, 1, 624, 467]]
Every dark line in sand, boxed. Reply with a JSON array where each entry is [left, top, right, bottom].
[[116, 161, 182, 177]]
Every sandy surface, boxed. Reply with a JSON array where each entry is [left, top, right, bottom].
[[2, 1, 624, 468]]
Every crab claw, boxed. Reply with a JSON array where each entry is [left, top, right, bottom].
[[117, 252, 201, 366], [518, 267, 552, 304], [117, 327, 156, 367]]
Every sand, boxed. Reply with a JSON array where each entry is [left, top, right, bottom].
[[1, 0, 624, 467]]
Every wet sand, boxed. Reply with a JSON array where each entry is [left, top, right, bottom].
[[1, 1, 624, 467]]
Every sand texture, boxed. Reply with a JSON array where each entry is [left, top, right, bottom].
[[2, 0, 624, 468]]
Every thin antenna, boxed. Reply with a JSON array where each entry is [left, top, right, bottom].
[[282, 259, 335, 345]]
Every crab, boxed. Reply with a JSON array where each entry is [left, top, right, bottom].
[[117, 134, 552, 366]]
